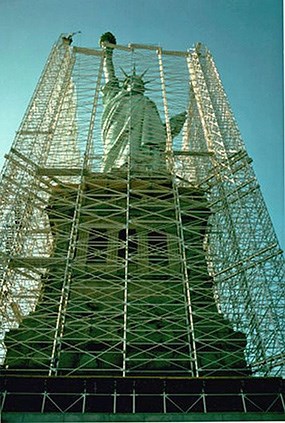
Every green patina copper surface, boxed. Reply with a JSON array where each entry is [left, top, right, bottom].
[[100, 32, 186, 171]]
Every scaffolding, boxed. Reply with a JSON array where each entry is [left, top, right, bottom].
[[0, 35, 284, 384]]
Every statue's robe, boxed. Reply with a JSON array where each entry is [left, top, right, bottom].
[[101, 79, 167, 172]]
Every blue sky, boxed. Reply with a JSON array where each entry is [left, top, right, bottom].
[[0, 0, 283, 250]]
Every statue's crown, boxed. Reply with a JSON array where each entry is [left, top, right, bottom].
[[122, 67, 148, 94]]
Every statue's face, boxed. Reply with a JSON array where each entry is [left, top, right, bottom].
[[123, 75, 145, 94]]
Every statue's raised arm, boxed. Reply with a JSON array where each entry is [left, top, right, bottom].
[[100, 32, 186, 172], [100, 32, 117, 84]]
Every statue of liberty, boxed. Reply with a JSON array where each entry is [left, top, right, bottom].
[[100, 32, 186, 172]]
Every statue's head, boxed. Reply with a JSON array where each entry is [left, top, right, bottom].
[[123, 75, 145, 94], [122, 67, 148, 95]]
